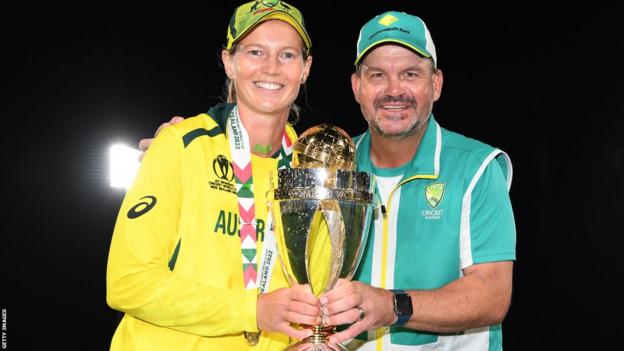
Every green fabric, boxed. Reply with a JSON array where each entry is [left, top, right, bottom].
[[352, 115, 515, 349]]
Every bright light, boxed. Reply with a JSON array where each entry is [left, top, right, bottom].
[[109, 143, 140, 189]]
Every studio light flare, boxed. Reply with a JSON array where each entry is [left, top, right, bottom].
[[109, 143, 140, 189]]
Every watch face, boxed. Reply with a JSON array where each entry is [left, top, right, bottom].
[[395, 293, 413, 315]]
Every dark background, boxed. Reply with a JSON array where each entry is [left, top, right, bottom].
[[3, 1, 623, 350]]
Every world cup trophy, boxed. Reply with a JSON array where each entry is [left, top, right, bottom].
[[269, 124, 374, 351]]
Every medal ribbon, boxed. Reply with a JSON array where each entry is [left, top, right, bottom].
[[227, 106, 293, 290]]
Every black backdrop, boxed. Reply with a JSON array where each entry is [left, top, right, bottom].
[[3, 1, 623, 350]]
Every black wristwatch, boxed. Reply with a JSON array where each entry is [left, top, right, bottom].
[[390, 289, 413, 326]]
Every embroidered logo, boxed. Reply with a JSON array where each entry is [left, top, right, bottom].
[[261, 0, 280, 7], [425, 182, 445, 208], [378, 14, 398, 26], [210, 155, 236, 194], [422, 183, 445, 220], [213, 155, 234, 181]]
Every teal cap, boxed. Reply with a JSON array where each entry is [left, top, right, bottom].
[[355, 11, 437, 67]]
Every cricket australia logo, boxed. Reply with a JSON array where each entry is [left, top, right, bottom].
[[422, 182, 445, 219], [425, 183, 445, 208]]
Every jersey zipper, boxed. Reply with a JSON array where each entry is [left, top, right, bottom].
[[376, 174, 435, 351]]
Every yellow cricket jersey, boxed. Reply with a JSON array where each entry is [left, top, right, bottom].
[[106, 103, 297, 351]]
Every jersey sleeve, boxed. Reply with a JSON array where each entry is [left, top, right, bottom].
[[460, 152, 517, 268], [106, 126, 258, 336]]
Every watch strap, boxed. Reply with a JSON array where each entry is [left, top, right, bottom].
[[390, 289, 411, 326]]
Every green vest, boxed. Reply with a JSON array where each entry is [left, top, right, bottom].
[[351, 115, 516, 350]]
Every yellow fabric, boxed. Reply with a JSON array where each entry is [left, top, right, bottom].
[[106, 111, 297, 351]]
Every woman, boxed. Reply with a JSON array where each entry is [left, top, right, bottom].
[[106, 1, 319, 350]]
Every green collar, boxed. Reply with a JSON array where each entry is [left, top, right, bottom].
[[206, 102, 236, 133], [207, 103, 291, 160]]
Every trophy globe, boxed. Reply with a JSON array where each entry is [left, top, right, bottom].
[[292, 124, 356, 170]]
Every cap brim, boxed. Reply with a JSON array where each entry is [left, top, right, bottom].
[[355, 39, 431, 66], [233, 11, 311, 51]]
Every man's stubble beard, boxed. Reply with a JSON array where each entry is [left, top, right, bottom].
[[364, 106, 431, 140]]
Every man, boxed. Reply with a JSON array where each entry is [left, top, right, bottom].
[[319, 11, 516, 351], [139, 10, 516, 351]]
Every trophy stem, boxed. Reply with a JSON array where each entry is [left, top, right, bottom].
[[304, 324, 335, 344], [284, 324, 348, 351]]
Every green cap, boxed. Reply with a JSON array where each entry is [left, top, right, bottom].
[[226, 0, 311, 54], [355, 11, 436, 67]]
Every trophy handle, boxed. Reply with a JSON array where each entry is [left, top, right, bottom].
[[319, 199, 345, 292], [305, 199, 345, 296]]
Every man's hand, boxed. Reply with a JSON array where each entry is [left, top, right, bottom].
[[138, 116, 185, 160], [257, 284, 321, 340], [320, 279, 395, 346], [321, 261, 513, 347]]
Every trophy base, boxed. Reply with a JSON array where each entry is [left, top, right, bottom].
[[284, 325, 348, 351]]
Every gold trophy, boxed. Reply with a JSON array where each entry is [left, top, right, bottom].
[[269, 124, 374, 351]]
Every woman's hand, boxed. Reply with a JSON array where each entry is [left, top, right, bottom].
[[257, 284, 321, 340]]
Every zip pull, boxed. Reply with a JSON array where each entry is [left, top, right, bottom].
[[372, 178, 386, 219]]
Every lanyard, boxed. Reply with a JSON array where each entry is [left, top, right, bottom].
[[227, 106, 293, 292]]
